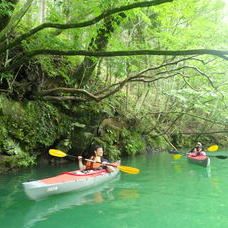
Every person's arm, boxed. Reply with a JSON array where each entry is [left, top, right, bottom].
[[201, 151, 206, 156], [187, 148, 194, 155], [105, 165, 115, 172], [102, 160, 115, 172], [78, 156, 85, 170]]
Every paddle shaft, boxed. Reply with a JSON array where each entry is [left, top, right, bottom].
[[84, 159, 118, 167], [61, 154, 117, 167], [169, 150, 227, 159]]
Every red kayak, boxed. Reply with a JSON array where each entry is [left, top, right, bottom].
[[187, 154, 210, 167]]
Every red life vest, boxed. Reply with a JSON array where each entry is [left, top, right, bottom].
[[85, 156, 102, 170]]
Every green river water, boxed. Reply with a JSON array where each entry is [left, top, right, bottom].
[[1, 152, 228, 228]]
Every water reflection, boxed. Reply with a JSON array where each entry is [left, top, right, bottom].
[[171, 155, 212, 178], [206, 166, 211, 178], [173, 163, 183, 173], [118, 188, 140, 199], [23, 176, 120, 228], [186, 163, 212, 178]]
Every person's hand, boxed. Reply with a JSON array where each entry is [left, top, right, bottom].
[[78, 156, 83, 161]]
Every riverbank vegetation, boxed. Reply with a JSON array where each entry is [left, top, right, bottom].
[[0, 0, 228, 173]]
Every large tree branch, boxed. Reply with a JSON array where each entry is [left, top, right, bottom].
[[2, 49, 228, 73], [31, 56, 223, 103], [178, 130, 228, 135], [146, 130, 228, 138], [41, 96, 87, 102], [141, 111, 225, 125], [0, 0, 172, 54], [145, 98, 220, 136], [97, 64, 217, 94], [37, 88, 99, 101], [34, 71, 208, 103], [17, 48, 228, 58], [94, 56, 200, 95]]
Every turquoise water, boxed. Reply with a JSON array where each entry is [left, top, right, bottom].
[[1, 152, 228, 228]]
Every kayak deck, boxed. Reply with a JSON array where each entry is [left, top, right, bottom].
[[40, 170, 107, 185]]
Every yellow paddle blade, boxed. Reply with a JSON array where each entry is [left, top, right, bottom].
[[117, 166, 140, 174], [172, 154, 183, 160], [207, 145, 219, 152], [49, 149, 67, 157]]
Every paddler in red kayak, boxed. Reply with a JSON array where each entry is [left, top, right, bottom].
[[189, 142, 206, 156], [78, 145, 115, 172]]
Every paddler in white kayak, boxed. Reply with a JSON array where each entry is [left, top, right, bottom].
[[78, 145, 115, 173]]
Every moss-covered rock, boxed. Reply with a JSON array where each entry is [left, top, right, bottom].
[[0, 154, 36, 173], [0, 94, 177, 174], [0, 95, 75, 173], [0, 97, 72, 154]]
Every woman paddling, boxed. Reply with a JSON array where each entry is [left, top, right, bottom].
[[78, 145, 115, 172], [190, 142, 206, 156]]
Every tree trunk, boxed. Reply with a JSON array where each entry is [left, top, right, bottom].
[[73, 13, 126, 87], [39, 0, 46, 23]]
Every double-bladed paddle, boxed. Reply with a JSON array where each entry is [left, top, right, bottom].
[[169, 145, 227, 159], [49, 149, 140, 174]]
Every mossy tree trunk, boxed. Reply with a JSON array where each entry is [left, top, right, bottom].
[[73, 13, 126, 87]]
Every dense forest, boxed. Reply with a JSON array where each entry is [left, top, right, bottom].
[[0, 0, 228, 173]]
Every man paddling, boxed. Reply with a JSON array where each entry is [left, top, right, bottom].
[[78, 145, 115, 172]]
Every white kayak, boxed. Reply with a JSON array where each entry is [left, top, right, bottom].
[[23, 162, 120, 200]]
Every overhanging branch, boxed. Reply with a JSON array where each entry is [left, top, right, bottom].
[[3, 49, 228, 73], [21, 49, 228, 59], [176, 130, 228, 135], [32, 56, 225, 103]]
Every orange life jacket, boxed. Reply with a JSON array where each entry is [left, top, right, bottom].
[[85, 156, 102, 170]]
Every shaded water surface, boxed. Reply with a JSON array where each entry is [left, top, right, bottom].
[[1, 152, 228, 228]]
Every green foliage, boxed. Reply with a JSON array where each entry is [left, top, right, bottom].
[[0, 137, 23, 156], [0, 73, 14, 80], [16, 153, 36, 167], [102, 128, 120, 148], [105, 145, 121, 161], [36, 56, 68, 78], [121, 129, 146, 155], [151, 0, 226, 50], [0, 154, 36, 173], [147, 135, 168, 150], [0, 1, 14, 16], [0, 96, 73, 154]]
